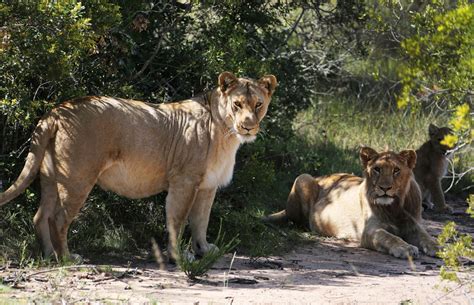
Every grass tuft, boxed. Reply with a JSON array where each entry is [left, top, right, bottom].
[[178, 222, 240, 280]]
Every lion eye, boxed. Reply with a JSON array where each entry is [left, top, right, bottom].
[[373, 167, 380, 174], [256, 101, 263, 108], [233, 101, 242, 109], [394, 167, 400, 175]]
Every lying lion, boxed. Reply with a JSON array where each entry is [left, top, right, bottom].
[[266, 147, 438, 259], [0, 71, 277, 262]]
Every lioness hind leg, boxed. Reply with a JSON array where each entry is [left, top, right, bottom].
[[33, 173, 58, 258], [188, 188, 218, 257], [286, 174, 318, 227], [165, 181, 199, 263], [50, 182, 93, 260], [33, 146, 58, 259]]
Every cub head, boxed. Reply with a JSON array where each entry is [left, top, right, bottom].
[[428, 124, 454, 154], [218, 71, 277, 143], [360, 147, 416, 206]]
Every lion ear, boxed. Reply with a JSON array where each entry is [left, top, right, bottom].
[[258, 75, 277, 96], [359, 146, 378, 168], [218, 72, 238, 93], [428, 124, 439, 136], [399, 150, 417, 169]]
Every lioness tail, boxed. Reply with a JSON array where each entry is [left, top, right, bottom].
[[262, 209, 289, 225], [0, 114, 57, 206]]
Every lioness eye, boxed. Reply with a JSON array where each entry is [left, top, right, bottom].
[[256, 101, 263, 108], [394, 167, 400, 175], [233, 101, 242, 109], [373, 167, 380, 173]]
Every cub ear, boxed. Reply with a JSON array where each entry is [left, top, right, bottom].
[[399, 150, 417, 169], [428, 124, 439, 136], [218, 72, 238, 93], [258, 75, 277, 96], [359, 146, 379, 168]]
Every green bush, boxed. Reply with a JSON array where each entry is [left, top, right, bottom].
[[0, 1, 471, 267]]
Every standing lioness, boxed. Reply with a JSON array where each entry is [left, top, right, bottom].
[[266, 147, 438, 259], [0, 72, 277, 262]]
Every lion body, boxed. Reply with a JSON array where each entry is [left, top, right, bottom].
[[266, 148, 437, 259], [0, 72, 277, 261], [413, 124, 453, 213]]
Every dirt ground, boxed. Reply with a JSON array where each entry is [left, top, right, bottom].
[[1, 197, 473, 304]]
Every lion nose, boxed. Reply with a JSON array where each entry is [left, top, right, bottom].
[[380, 186, 392, 192]]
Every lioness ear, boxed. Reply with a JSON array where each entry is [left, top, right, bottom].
[[360, 146, 378, 168], [428, 124, 439, 136], [399, 150, 417, 169], [258, 75, 277, 96], [218, 71, 238, 93]]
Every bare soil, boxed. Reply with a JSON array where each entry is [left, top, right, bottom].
[[1, 197, 473, 304]]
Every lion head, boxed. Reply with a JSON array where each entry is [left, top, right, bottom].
[[360, 147, 416, 206], [428, 124, 454, 154], [218, 72, 277, 143]]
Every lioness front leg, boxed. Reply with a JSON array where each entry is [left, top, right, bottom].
[[165, 181, 199, 263], [189, 188, 219, 257], [403, 223, 439, 257], [429, 179, 453, 213], [363, 227, 419, 259]]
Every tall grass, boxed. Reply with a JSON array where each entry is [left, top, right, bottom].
[[293, 97, 472, 192], [296, 99, 439, 174]]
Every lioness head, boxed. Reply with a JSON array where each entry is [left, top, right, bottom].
[[360, 147, 416, 206], [428, 124, 454, 154], [218, 71, 277, 143]]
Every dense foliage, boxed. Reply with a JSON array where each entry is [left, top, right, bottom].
[[0, 1, 471, 263]]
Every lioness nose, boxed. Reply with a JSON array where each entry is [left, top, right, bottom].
[[240, 124, 257, 131], [242, 114, 258, 129]]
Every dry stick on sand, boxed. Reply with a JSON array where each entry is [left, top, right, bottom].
[[25, 264, 100, 280]]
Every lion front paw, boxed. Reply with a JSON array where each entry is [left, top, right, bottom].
[[422, 200, 434, 211], [194, 242, 219, 257], [435, 204, 453, 214], [420, 239, 439, 257], [59, 253, 84, 264], [389, 244, 419, 259]]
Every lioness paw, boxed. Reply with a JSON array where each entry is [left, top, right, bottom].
[[435, 204, 453, 214], [389, 244, 419, 259], [194, 242, 219, 257], [420, 239, 439, 257], [422, 201, 435, 210], [59, 253, 84, 264], [182, 249, 197, 262]]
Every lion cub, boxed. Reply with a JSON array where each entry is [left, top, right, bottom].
[[413, 124, 454, 213]]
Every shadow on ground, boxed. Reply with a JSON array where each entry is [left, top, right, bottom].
[[0, 198, 471, 303]]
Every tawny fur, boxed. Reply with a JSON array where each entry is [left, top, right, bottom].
[[0, 72, 277, 262], [413, 124, 453, 213], [266, 147, 438, 259]]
